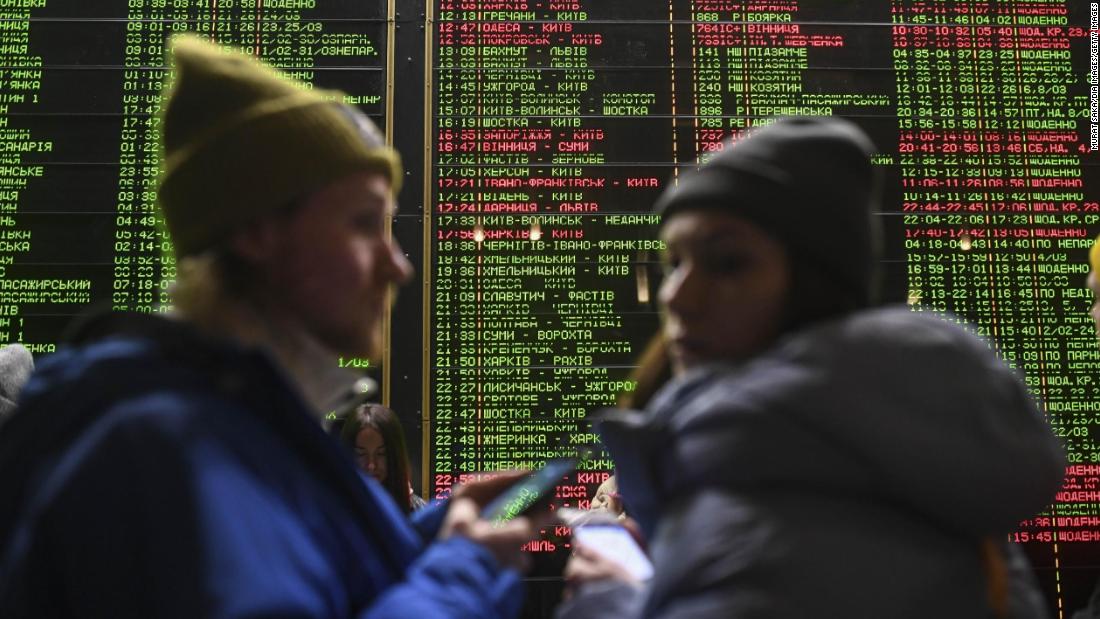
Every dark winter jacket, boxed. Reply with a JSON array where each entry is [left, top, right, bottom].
[[0, 313, 522, 618], [567, 307, 1064, 619]]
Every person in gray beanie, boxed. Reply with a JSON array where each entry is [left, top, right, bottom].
[[558, 117, 1063, 619], [654, 116, 881, 326], [0, 344, 33, 423]]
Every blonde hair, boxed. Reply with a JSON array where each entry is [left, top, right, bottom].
[[168, 250, 267, 341], [1090, 233, 1100, 275]]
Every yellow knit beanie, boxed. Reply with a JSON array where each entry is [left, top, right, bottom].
[[158, 34, 401, 257], [1091, 233, 1100, 276]]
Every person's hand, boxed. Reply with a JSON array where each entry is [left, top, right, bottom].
[[450, 470, 528, 508], [450, 470, 558, 528], [562, 543, 640, 599], [439, 496, 536, 572]]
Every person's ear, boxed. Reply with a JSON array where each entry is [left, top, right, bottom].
[[229, 218, 284, 264]]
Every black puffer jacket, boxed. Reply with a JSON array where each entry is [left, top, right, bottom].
[[590, 307, 1063, 619]]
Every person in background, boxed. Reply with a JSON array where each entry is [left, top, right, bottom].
[[341, 403, 427, 514], [0, 35, 539, 618], [586, 475, 624, 520], [559, 116, 1064, 619], [0, 344, 33, 424]]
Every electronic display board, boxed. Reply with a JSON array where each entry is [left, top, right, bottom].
[[0, 0, 388, 358], [3, 0, 1100, 615], [426, 0, 1100, 613]]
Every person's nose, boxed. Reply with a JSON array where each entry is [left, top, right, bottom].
[[659, 263, 703, 319], [384, 238, 414, 285]]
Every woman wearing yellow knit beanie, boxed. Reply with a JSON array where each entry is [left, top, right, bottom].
[[0, 35, 541, 618]]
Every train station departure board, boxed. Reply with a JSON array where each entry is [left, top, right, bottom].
[[425, 0, 1100, 612], [0, 0, 387, 350], [3, 0, 1100, 614]]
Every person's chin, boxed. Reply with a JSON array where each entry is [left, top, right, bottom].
[[346, 335, 380, 361], [669, 341, 705, 370], [320, 327, 377, 361], [341, 315, 383, 356]]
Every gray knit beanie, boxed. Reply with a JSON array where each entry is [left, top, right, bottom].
[[655, 116, 882, 307]]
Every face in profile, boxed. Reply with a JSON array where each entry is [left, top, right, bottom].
[[1088, 272, 1100, 339], [355, 427, 387, 483], [659, 210, 791, 373], [255, 171, 414, 358], [589, 476, 624, 516]]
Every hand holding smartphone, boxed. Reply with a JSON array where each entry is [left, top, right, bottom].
[[573, 524, 653, 582], [479, 456, 578, 524]]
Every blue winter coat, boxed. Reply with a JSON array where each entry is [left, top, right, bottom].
[[0, 313, 522, 618]]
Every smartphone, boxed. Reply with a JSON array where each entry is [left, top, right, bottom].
[[573, 524, 654, 581], [480, 457, 578, 524]]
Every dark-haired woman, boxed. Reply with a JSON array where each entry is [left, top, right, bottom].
[[341, 403, 426, 514], [561, 117, 1063, 619]]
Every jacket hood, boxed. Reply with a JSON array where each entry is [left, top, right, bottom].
[[599, 307, 1065, 538]]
